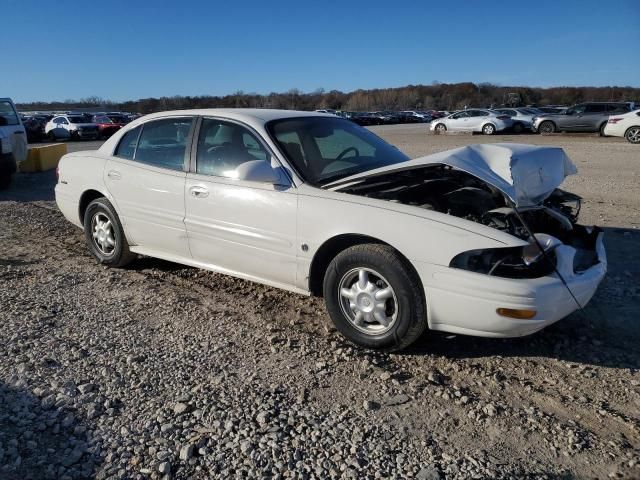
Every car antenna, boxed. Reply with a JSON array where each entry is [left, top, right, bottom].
[[509, 201, 585, 314]]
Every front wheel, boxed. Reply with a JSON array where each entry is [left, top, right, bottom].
[[83, 197, 135, 267], [512, 122, 524, 134], [482, 123, 496, 135], [625, 127, 640, 144], [323, 244, 427, 351], [538, 121, 555, 134]]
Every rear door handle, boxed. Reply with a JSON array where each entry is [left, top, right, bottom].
[[107, 170, 121, 180], [189, 186, 209, 198]]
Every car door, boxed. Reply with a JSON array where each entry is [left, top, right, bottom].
[[560, 105, 586, 130], [56, 117, 72, 139], [184, 117, 298, 288], [0, 100, 27, 162], [446, 111, 469, 131], [104, 117, 195, 258], [465, 110, 486, 131]]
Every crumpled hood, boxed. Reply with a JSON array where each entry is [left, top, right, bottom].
[[328, 143, 578, 207]]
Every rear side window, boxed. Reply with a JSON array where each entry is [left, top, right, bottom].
[[135, 118, 194, 171], [585, 104, 606, 113], [0, 101, 19, 126], [115, 126, 142, 160]]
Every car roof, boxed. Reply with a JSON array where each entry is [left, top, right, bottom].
[[134, 108, 332, 125]]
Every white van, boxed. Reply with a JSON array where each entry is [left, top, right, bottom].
[[0, 98, 28, 188]]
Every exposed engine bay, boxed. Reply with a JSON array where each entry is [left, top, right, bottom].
[[336, 165, 602, 278]]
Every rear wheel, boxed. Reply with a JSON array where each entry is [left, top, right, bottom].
[[48, 131, 57, 142], [625, 127, 640, 144], [434, 123, 447, 134], [599, 123, 607, 137], [538, 121, 556, 134], [83, 197, 135, 267], [482, 123, 496, 135], [323, 244, 427, 351]]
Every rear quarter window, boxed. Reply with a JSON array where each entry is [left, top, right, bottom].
[[114, 126, 142, 160]]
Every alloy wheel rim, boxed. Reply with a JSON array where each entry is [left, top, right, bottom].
[[628, 128, 640, 143], [338, 267, 398, 335], [91, 212, 116, 255], [484, 124, 494, 134]]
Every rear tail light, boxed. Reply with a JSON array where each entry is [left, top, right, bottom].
[[608, 117, 623, 124]]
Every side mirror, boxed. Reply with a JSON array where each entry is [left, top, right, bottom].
[[235, 160, 285, 185]]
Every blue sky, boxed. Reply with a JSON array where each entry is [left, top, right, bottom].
[[3, 0, 639, 102]]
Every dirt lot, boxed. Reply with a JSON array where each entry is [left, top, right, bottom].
[[0, 130, 638, 479]]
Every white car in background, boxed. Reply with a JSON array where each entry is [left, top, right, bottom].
[[603, 109, 640, 144], [45, 114, 100, 141], [55, 109, 605, 351], [430, 109, 513, 135], [0, 97, 28, 189], [492, 108, 541, 133]]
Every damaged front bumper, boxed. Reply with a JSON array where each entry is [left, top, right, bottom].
[[415, 232, 606, 338]]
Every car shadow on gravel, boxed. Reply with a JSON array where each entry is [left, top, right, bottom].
[[0, 381, 101, 479], [0, 171, 56, 202], [403, 227, 640, 370]]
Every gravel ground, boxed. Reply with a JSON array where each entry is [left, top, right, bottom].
[[1, 129, 639, 479]]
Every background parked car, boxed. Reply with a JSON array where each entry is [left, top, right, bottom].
[[45, 115, 100, 141], [532, 102, 630, 135], [603, 109, 640, 143], [91, 114, 124, 139], [430, 109, 513, 135], [399, 111, 432, 123], [531, 106, 566, 114], [491, 108, 538, 133]]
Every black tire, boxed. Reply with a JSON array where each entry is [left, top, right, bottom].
[[625, 126, 640, 144], [538, 121, 555, 134], [83, 197, 135, 267], [0, 171, 11, 190], [512, 122, 524, 134], [48, 131, 57, 142], [323, 244, 427, 351], [434, 123, 447, 134], [599, 123, 607, 137], [482, 123, 496, 135]]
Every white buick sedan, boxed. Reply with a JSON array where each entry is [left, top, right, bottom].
[[55, 109, 606, 350]]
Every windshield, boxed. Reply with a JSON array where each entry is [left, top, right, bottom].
[[94, 116, 113, 123], [68, 116, 86, 124], [267, 116, 409, 186]]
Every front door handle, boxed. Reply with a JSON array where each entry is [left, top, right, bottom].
[[107, 170, 121, 180], [189, 186, 209, 198]]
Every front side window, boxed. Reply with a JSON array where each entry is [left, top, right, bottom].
[[0, 101, 19, 126], [135, 118, 193, 171], [268, 116, 409, 186], [196, 119, 270, 177], [114, 126, 142, 160]]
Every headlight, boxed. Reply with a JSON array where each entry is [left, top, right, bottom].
[[521, 233, 562, 265], [450, 235, 560, 279]]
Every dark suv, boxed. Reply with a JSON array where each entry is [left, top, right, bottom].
[[532, 102, 631, 135]]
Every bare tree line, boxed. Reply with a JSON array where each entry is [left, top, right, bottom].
[[17, 83, 639, 114]]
